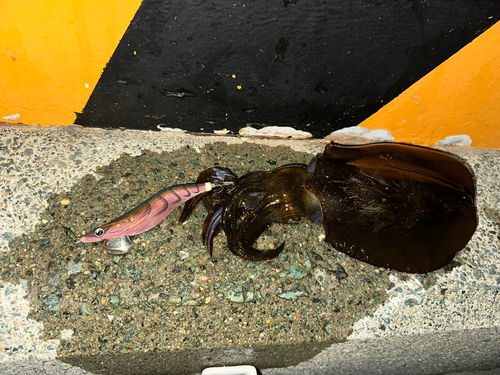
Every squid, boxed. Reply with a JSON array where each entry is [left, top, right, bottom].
[[180, 142, 478, 273]]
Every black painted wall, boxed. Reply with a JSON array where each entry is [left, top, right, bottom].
[[76, 0, 499, 137]]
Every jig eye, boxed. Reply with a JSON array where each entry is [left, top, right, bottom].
[[94, 228, 105, 238]]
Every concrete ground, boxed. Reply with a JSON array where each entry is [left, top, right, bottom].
[[0, 124, 499, 374]]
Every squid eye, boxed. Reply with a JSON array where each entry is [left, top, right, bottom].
[[306, 157, 317, 175], [94, 228, 105, 238]]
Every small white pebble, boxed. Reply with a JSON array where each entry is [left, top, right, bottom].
[[60, 329, 74, 340], [179, 250, 189, 260], [107, 315, 114, 322]]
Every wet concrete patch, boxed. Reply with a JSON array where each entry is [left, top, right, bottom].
[[0, 142, 391, 373], [64, 341, 334, 374]]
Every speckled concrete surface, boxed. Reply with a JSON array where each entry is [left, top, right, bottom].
[[0, 124, 499, 374], [262, 326, 500, 375]]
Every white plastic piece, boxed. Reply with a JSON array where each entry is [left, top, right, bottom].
[[202, 365, 257, 375], [329, 126, 394, 141]]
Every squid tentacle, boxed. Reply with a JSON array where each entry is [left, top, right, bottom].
[[229, 196, 285, 260], [179, 167, 238, 224], [222, 166, 313, 260], [202, 203, 224, 257], [202, 196, 264, 257], [222, 182, 266, 236], [229, 190, 315, 260], [179, 193, 206, 223]]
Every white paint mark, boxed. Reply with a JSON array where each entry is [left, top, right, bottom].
[[84, 83, 89, 88], [436, 135, 472, 147], [239, 125, 312, 139], [157, 124, 186, 132], [2, 114, 20, 121], [329, 126, 395, 141]]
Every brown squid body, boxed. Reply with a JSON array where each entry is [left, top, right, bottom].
[[305, 142, 477, 273], [181, 142, 478, 274]]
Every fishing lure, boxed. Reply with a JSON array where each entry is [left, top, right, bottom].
[[81, 182, 222, 254]]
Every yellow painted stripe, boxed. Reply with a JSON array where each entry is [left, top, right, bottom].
[[0, 0, 141, 126], [359, 21, 500, 149]]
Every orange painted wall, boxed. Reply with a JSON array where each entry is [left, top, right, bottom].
[[0, 0, 141, 126], [1, 2, 498, 148], [359, 21, 500, 149]]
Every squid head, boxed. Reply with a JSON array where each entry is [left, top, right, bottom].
[[221, 165, 321, 260]]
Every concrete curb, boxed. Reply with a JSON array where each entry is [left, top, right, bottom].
[[0, 124, 498, 374]]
